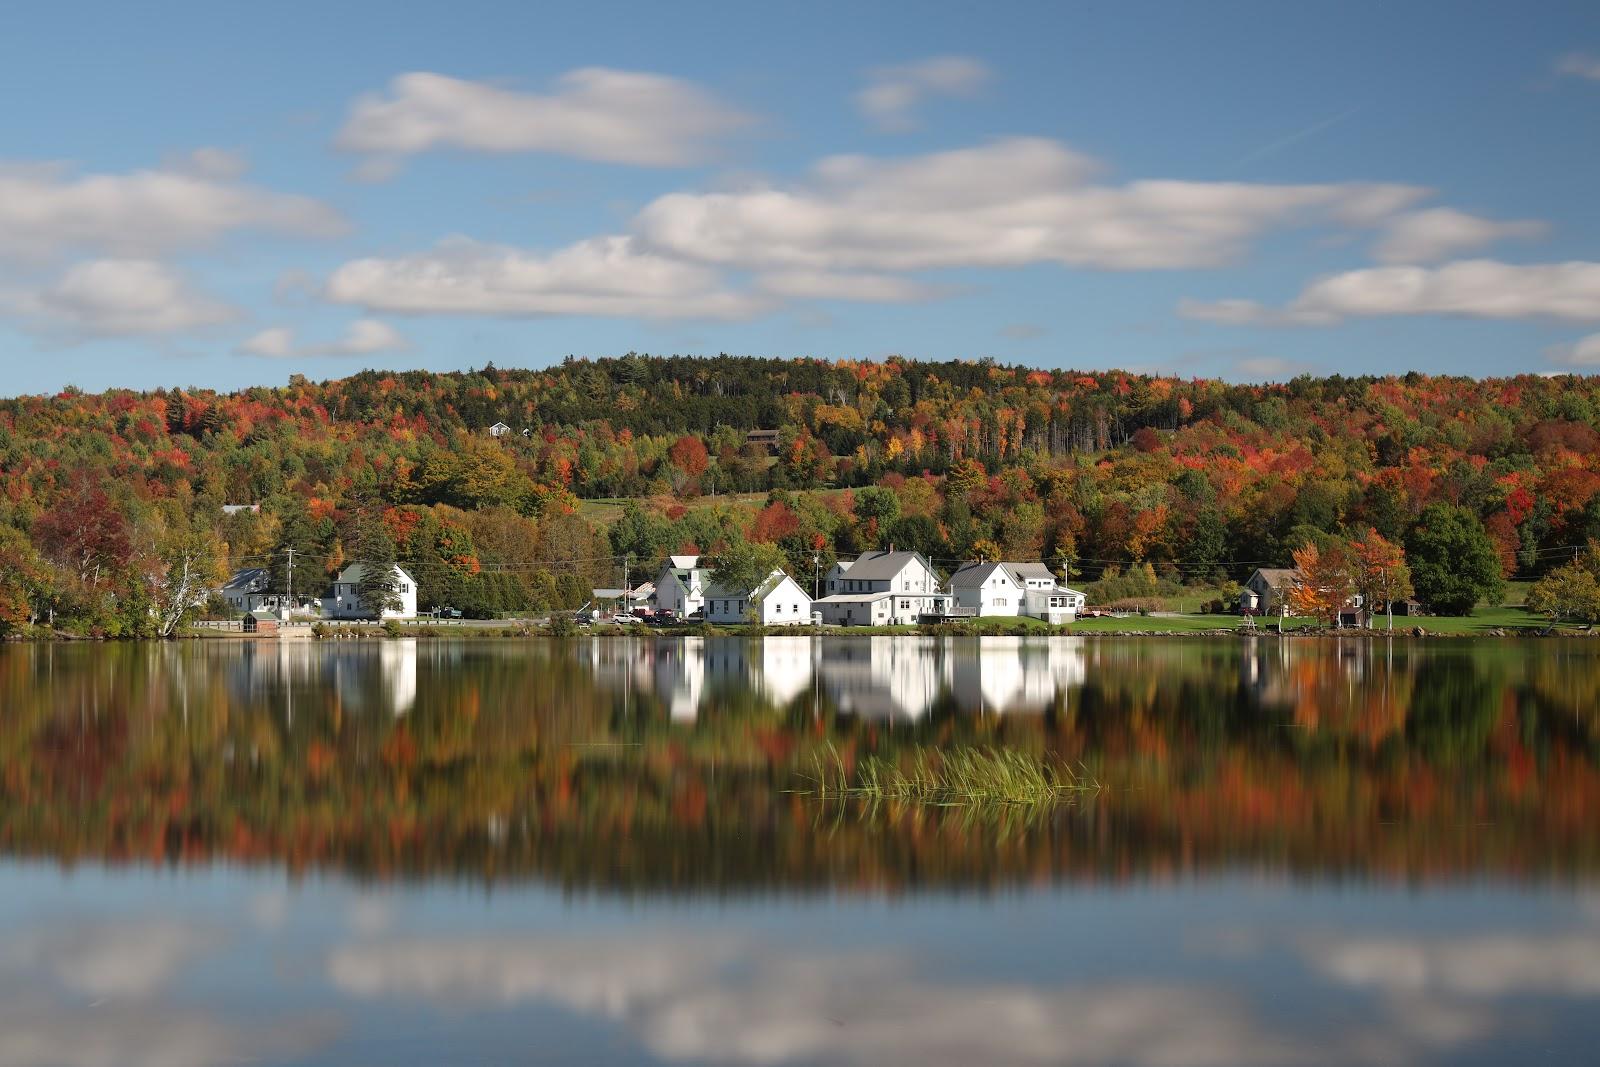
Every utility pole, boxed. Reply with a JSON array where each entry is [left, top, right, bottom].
[[813, 553, 820, 599], [623, 554, 631, 613], [286, 547, 295, 618]]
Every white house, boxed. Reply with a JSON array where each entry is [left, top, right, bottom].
[[1007, 562, 1086, 624], [949, 561, 1084, 623], [323, 563, 419, 620], [814, 550, 948, 626], [222, 567, 278, 615], [703, 570, 813, 626], [654, 555, 710, 619], [1240, 568, 1301, 615], [949, 562, 1026, 617], [488, 421, 512, 438]]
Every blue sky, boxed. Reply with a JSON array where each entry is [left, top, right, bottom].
[[1, 0, 1598, 394]]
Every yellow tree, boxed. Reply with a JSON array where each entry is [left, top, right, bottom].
[[1287, 542, 1355, 627], [1351, 527, 1413, 631]]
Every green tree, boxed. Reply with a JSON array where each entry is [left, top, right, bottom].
[[1526, 564, 1600, 624], [706, 539, 788, 593], [1406, 503, 1505, 615]]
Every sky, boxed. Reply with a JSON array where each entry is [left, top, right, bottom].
[[1, 0, 1598, 394]]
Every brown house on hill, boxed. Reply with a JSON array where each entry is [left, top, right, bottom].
[[744, 428, 780, 451], [1239, 568, 1302, 615]]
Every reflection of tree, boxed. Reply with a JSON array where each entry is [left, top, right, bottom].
[[1406, 655, 1500, 766], [0, 639, 1597, 891]]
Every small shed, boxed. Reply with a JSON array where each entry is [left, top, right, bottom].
[[243, 609, 279, 635]]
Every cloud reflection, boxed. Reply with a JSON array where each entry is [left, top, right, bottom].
[[329, 934, 1434, 1066]]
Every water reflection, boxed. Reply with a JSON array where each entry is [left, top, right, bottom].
[[1, 637, 1598, 887]]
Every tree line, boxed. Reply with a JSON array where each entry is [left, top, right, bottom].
[[3, 357, 1600, 633]]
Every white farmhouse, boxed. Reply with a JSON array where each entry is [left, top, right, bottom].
[[703, 570, 813, 626], [949, 562, 1025, 617], [1007, 561, 1086, 624], [654, 555, 709, 619], [814, 550, 948, 626], [323, 563, 419, 620], [949, 561, 1085, 624]]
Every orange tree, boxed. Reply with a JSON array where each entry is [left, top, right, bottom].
[[1350, 527, 1413, 630], [1287, 541, 1355, 626]]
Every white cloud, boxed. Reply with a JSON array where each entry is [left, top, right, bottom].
[[14, 259, 238, 338], [237, 318, 409, 358], [755, 269, 944, 302], [335, 69, 751, 173], [1234, 356, 1311, 380], [327, 235, 767, 320], [159, 146, 249, 181], [1372, 208, 1544, 263], [0, 160, 343, 261], [633, 137, 1429, 274], [857, 56, 990, 131], [1182, 260, 1600, 326], [1555, 51, 1600, 80], [1546, 332, 1600, 366]]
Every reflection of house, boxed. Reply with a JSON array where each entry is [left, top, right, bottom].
[[814, 551, 948, 626], [704, 571, 813, 626], [1240, 568, 1302, 615], [323, 563, 419, 620], [756, 636, 815, 706], [654, 555, 709, 619], [379, 640, 418, 715], [817, 637, 949, 719]]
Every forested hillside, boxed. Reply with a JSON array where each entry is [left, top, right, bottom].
[[3, 355, 1599, 634]]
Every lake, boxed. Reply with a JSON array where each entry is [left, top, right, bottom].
[[1, 636, 1597, 1065]]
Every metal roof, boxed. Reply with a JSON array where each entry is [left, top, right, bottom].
[[838, 550, 929, 581]]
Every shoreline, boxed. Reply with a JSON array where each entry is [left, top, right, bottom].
[[6, 621, 1594, 643]]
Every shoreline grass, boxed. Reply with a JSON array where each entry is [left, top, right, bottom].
[[807, 745, 1099, 809]]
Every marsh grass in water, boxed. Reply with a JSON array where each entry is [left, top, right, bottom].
[[806, 744, 1099, 809]]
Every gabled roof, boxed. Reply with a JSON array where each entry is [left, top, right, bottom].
[[333, 562, 416, 585], [667, 554, 700, 570], [223, 567, 270, 592], [1003, 561, 1059, 584], [840, 550, 930, 582], [1248, 568, 1302, 586], [704, 569, 800, 602], [949, 561, 1018, 589]]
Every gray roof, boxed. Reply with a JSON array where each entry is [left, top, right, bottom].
[[704, 570, 797, 602], [949, 561, 1014, 588], [1003, 561, 1059, 583], [1249, 568, 1302, 585], [334, 562, 415, 584], [839, 550, 930, 582], [223, 567, 270, 592], [814, 591, 895, 604]]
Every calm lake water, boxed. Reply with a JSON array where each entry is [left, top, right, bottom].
[[2, 636, 1597, 1066]]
